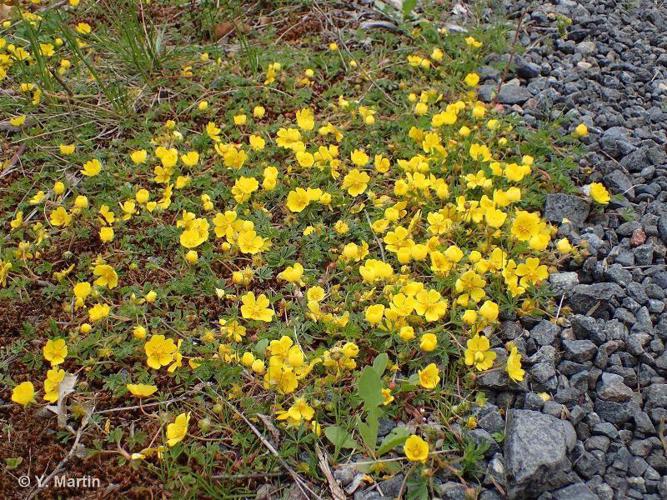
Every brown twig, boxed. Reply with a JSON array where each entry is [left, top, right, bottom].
[[316, 445, 346, 500]]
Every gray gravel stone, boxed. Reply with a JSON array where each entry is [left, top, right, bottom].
[[497, 83, 531, 104], [597, 372, 634, 402], [504, 410, 576, 497], [570, 283, 625, 315], [544, 194, 591, 226], [549, 272, 580, 296], [563, 339, 597, 362]]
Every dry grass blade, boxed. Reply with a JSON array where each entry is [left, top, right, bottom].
[[315, 444, 346, 500]]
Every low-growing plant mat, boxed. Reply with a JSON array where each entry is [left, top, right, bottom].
[[0, 0, 598, 498]]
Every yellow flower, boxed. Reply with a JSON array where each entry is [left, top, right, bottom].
[[277, 263, 304, 285], [76, 22, 92, 35], [350, 149, 369, 167], [206, 121, 221, 141], [506, 344, 525, 382], [556, 238, 572, 254], [73, 281, 91, 307], [136, 188, 150, 204], [99, 226, 114, 243], [419, 333, 437, 352], [74, 195, 88, 209], [418, 363, 440, 389], [382, 388, 395, 405], [296, 108, 315, 131], [130, 149, 147, 164], [286, 188, 311, 213], [185, 250, 198, 264], [404, 435, 429, 463], [399, 326, 415, 341], [0, 259, 12, 287], [127, 383, 158, 398], [237, 229, 265, 254], [253, 106, 266, 118], [9, 115, 26, 127], [574, 123, 588, 137], [240, 292, 274, 322], [365, 304, 385, 325], [88, 303, 110, 322], [249, 134, 265, 151], [93, 264, 118, 289], [231, 176, 259, 203], [179, 218, 209, 248], [276, 398, 315, 426], [515, 257, 549, 288], [181, 151, 199, 167], [59, 144, 75, 155], [133, 325, 147, 340], [479, 300, 499, 322], [464, 72, 480, 87], [81, 159, 102, 177], [11, 382, 35, 406], [342, 168, 370, 196], [296, 151, 314, 168], [43, 338, 67, 366], [415, 289, 447, 322], [43, 368, 66, 403], [589, 182, 610, 205], [29, 190, 45, 205], [10, 211, 23, 230], [510, 210, 541, 241], [49, 207, 72, 227], [145, 335, 178, 369], [166, 412, 190, 447], [464, 335, 496, 371]]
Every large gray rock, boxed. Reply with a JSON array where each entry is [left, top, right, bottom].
[[504, 410, 576, 498], [544, 194, 591, 226], [497, 83, 531, 104], [570, 283, 625, 315]]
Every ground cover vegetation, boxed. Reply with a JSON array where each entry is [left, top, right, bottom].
[[0, 0, 607, 497]]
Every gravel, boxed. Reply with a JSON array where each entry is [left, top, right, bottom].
[[469, 0, 667, 497]]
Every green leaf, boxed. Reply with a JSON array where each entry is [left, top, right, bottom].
[[406, 472, 429, 500], [377, 425, 411, 456], [324, 426, 358, 450], [402, 0, 417, 18], [357, 407, 380, 452], [372, 352, 389, 377], [4, 457, 23, 470], [357, 366, 384, 410]]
